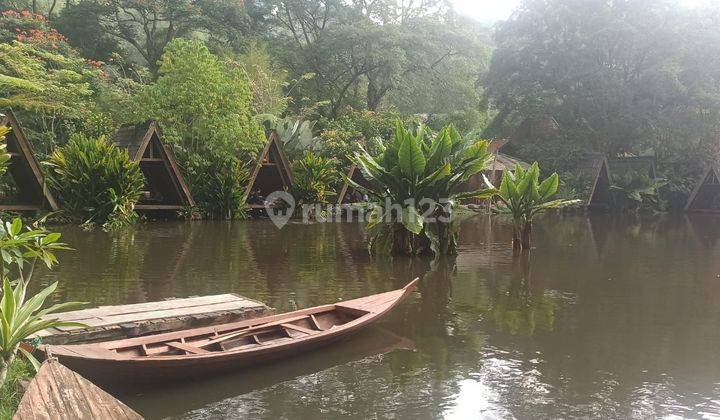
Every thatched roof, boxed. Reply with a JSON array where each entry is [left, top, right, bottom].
[[245, 131, 294, 209], [114, 120, 154, 161], [113, 121, 195, 210], [685, 165, 720, 213], [577, 154, 612, 208], [0, 110, 58, 211]]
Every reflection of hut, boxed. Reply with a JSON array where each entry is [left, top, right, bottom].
[[337, 164, 372, 204], [0, 110, 58, 211], [578, 155, 613, 209], [460, 140, 529, 205], [608, 156, 657, 178], [114, 121, 195, 213], [685, 166, 720, 213], [245, 131, 293, 209]]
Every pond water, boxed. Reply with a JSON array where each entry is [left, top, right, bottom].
[[32, 214, 720, 419]]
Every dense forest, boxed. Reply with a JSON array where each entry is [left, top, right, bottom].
[[0, 0, 719, 221]]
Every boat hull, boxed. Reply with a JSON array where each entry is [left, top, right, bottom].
[[47, 279, 419, 384]]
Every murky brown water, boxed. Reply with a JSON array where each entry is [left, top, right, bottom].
[[32, 214, 720, 419]]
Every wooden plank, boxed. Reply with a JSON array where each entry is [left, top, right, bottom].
[[49, 294, 250, 321], [34, 294, 273, 345], [281, 323, 316, 335], [0, 204, 42, 211], [166, 341, 210, 355], [13, 359, 143, 420]]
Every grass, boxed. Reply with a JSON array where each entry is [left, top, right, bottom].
[[0, 359, 32, 420]]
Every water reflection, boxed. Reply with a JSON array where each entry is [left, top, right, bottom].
[[29, 214, 720, 418]]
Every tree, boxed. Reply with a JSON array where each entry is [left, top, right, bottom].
[[489, 163, 580, 251], [55, 0, 261, 73], [484, 0, 720, 169], [350, 122, 495, 256], [132, 39, 265, 217]]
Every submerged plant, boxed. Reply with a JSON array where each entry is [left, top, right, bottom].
[[0, 218, 84, 386], [350, 122, 495, 256], [47, 134, 145, 230], [489, 163, 581, 251], [610, 171, 667, 213]]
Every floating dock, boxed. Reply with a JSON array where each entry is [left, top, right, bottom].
[[35, 294, 273, 345], [14, 359, 143, 420]]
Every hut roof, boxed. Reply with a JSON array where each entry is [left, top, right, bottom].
[[486, 153, 530, 172], [0, 110, 58, 211], [577, 154, 612, 208], [245, 131, 294, 209], [337, 164, 373, 205], [685, 165, 720, 213], [510, 115, 561, 142], [113, 121, 195, 211]]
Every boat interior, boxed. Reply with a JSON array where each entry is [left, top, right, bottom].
[[114, 305, 369, 357]]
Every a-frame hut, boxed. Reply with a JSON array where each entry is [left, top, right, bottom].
[[608, 156, 657, 179], [459, 139, 529, 205], [577, 154, 613, 209], [245, 131, 294, 208], [114, 121, 195, 212], [337, 164, 372, 205], [685, 166, 720, 213], [0, 110, 58, 211]]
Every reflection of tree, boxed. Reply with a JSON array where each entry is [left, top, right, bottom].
[[483, 253, 558, 336]]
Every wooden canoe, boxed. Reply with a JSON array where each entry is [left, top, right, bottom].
[[43, 279, 419, 383]]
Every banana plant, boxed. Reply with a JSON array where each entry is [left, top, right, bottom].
[[349, 122, 495, 256], [0, 278, 85, 385], [488, 163, 581, 251]]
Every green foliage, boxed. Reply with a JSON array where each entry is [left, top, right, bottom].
[[47, 134, 145, 229], [0, 217, 83, 387], [133, 39, 264, 159], [291, 152, 340, 205], [180, 151, 250, 220], [351, 122, 494, 256], [485, 0, 720, 176], [610, 172, 667, 213], [0, 126, 10, 179], [263, 117, 317, 159], [0, 358, 29, 420], [490, 163, 581, 250], [234, 42, 289, 116], [131, 39, 265, 217]]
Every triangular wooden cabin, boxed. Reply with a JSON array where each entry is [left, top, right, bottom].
[[337, 164, 373, 205], [114, 121, 195, 213], [245, 131, 294, 208], [685, 166, 720, 213], [577, 154, 613, 209], [0, 110, 58, 211]]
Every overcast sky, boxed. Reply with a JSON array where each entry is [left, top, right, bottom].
[[449, 0, 713, 23]]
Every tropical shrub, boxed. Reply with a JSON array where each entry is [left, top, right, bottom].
[[489, 163, 581, 251], [47, 134, 145, 229], [181, 151, 250, 220], [0, 217, 83, 386], [610, 172, 667, 213], [350, 122, 495, 256], [291, 152, 340, 206]]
